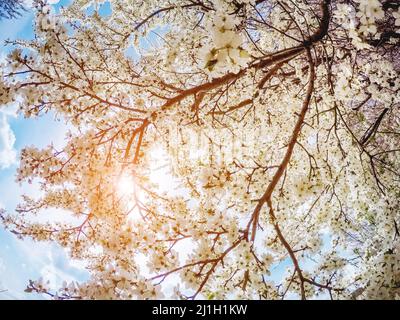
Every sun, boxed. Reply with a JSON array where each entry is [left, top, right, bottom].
[[116, 173, 136, 198]]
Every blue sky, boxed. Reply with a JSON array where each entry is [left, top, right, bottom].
[[0, 0, 89, 299], [0, 0, 168, 299]]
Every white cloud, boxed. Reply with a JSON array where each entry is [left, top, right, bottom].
[[0, 111, 17, 169], [39, 249, 82, 290], [0, 232, 88, 299]]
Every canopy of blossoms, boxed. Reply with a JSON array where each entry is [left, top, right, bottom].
[[0, 0, 399, 299]]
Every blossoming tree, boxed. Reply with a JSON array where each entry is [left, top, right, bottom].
[[1, 0, 400, 299]]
